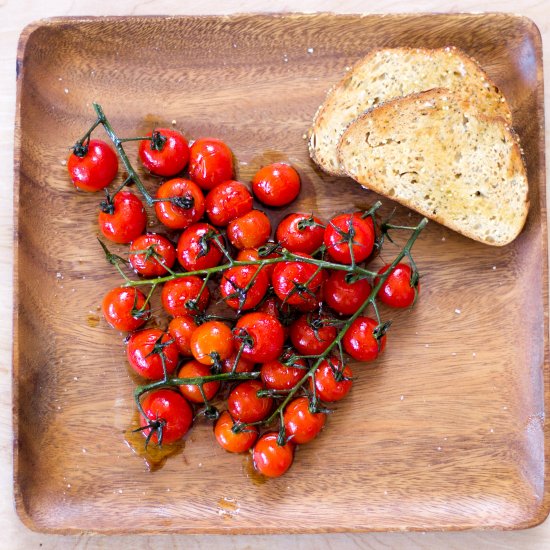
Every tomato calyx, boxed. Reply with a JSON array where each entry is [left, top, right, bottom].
[[133, 414, 167, 449], [296, 214, 325, 232], [373, 320, 392, 346], [72, 140, 89, 158], [150, 130, 168, 152], [197, 229, 220, 259]]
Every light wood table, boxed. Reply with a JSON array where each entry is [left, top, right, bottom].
[[2, 1, 548, 548]]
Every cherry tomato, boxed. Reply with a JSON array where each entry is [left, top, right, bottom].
[[311, 358, 353, 402], [177, 223, 223, 272], [252, 163, 301, 207], [102, 286, 150, 331], [272, 254, 325, 307], [289, 314, 337, 356], [236, 247, 279, 282], [139, 389, 193, 445], [253, 432, 294, 478], [205, 180, 253, 226], [376, 263, 418, 308], [98, 191, 147, 244], [260, 357, 306, 390], [139, 128, 189, 177], [154, 178, 205, 230], [214, 411, 258, 453], [220, 265, 269, 311], [68, 139, 118, 192], [161, 276, 210, 316], [342, 316, 386, 362], [190, 321, 234, 365], [129, 233, 176, 277], [324, 212, 375, 264], [177, 360, 220, 403], [188, 138, 234, 190], [168, 315, 199, 356], [276, 213, 325, 254], [127, 329, 179, 380], [228, 380, 272, 423], [233, 312, 285, 363], [284, 396, 326, 444], [323, 271, 371, 315], [221, 352, 255, 374], [227, 210, 271, 249]]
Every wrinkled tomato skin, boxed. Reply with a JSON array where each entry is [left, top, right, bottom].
[[188, 138, 234, 191], [102, 286, 150, 331], [168, 315, 198, 356], [343, 316, 386, 362], [284, 396, 326, 444], [324, 212, 375, 264], [289, 314, 337, 356], [178, 360, 220, 403], [68, 139, 118, 192], [214, 411, 258, 453], [205, 180, 253, 226], [190, 321, 234, 365], [177, 223, 223, 271], [126, 329, 179, 380], [276, 213, 325, 255], [252, 163, 301, 207], [323, 271, 371, 316], [253, 432, 294, 478], [376, 263, 418, 308], [228, 380, 273, 423], [227, 210, 271, 249], [161, 276, 210, 317], [139, 128, 189, 177], [260, 357, 306, 390], [311, 358, 353, 402], [98, 191, 147, 244], [129, 233, 176, 277], [155, 178, 205, 230], [220, 265, 270, 311], [233, 312, 285, 363]]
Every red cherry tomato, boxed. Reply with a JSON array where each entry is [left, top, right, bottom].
[[227, 210, 271, 249], [323, 270, 371, 315], [188, 138, 234, 190], [154, 178, 205, 230], [221, 352, 256, 374], [324, 212, 375, 264], [220, 265, 269, 311], [126, 329, 179, 380], [252, 163, 301, 207], [272, 254, 325, 307], [161, 276, 210, 316], [98, 191, 146, 244], [68, 139, 118, 192], [342, 316, 386, 362], [233, 312, 285, 363], [177, 223, 223, 272], [190, 321, 234, 365], [260, 357, 306, 390], [205, 180, 253, 226], [284, 396, 326, 444], [168, 315, 199, 356], [138, 128, 189, 177], [129, 233, 176, 277], [311, 358, 353, 402], [276, 213, 325, 254], [139, 389, 193, 445], [253, 432, 294, 478], [236, 247, 279, 282], [102, 287, 150, 331], [228, 380, 272, 423], [376, 263, 418, 308], [214, 411, 258, 453], [289, 314, 337, 356], [177, 360, 220, 403]]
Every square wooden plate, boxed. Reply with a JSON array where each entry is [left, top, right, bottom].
[[13, 13, 548, 534]]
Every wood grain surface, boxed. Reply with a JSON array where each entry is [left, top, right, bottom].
[[0, 1, 549, 548]]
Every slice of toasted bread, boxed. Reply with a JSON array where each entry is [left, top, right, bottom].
[[309, 47, 512, 176], [337, 89, 528, 246]]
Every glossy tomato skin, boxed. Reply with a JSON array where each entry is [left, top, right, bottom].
[[214, 411, 258, 453], [284, 396, 326, 444], [276, 213, 325, 254], [129, 233, 176, 277], [138, 128, 189, 177], [236, 247, 279, 282], [343, 316, 386, 362], [323, 271, 371, 315], [127, 329, 179, 380], [190, 321, 234, 365], [177, 360, 220, 403], [260, 357, 306, 390], [68, 139, 118, 192], [155, 178, 205, 230], [98, 191, 147, 244], [227, 210, 271, 250], [233, 312, 285, 363], [253, 432, 294, 478], [139, 389, 193, 445], [205, 180, 253, 226], [252, 163, 301, 207], [220, 265, 269, 311], [161, 276, 210, 316], [102, 287, 150, 331], [228, 380, 273, 423], [188, 138, 234, 190], [168, 315, 198, 356], [289, 314, 337, 356], [221, 352, 255, 374], [376, 263, 418, 308], [311, 358, 353, 402], [177, 223, 223, 271], [324, 212, 375, 264]]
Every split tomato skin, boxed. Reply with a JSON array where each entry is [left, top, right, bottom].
[[253, 432, 295, 478], [161, 276, 210, 317], [129, 233, 176, 277], [68, 139, 118, 192], [126, 329, 179, 380], [98, 191, 147, 244], [324, 212, 375, 264], [227, 210, 272, 250], [155, 178, 205, 230], [376, 263, 418, 308], [233, 312, 285, 363], [188, 138, 234, 190], [214, 411, 258, 453], [102, 286, 150, 332], [139, 128, 189, 177], [283, 396, 326, 444], [205, 180, 253, 226], [342, 316, 386, 362], [252, 163, 301, 207]]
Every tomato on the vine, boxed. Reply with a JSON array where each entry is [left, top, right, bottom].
[[283, 396, 326, 444], [190, 321, 234, 365], [126, 328, 179, 380], [227, 210, 271, 250], [214, 411, 258, 453], [177, 223, 223, 272], [221, 352, 255, 374], [188, 138, 234, 190], [253, 432, 294, 478], [139, 128, 189, 177], [323, 270, 371, 315], [102, 286, 150, 331], [276, 213, 325, 255], [342, 316, 386, 362], [311, 358, 352, 402], [324, 212, 375, 264], [68, 139, 118, 192], [228, 380, 272, 423], [155, 178, 205, 230], [129, 233, 176, 277], [289, 314, 337, 356], [252, 163, 301, 207], [161, 276, 210, 316], [260, 357, 306, 390], [177, 360, 220, 403], [233, 312, 285, 363], [168, 315, 199, 356], [205, 180, 253, 226], [98, 191, 147, 244], [376, 263, 418, 308], [220, 265, 269, 311], [236, 247, 279, 282]]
